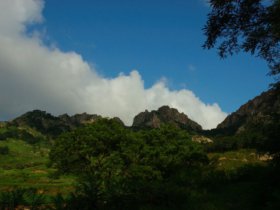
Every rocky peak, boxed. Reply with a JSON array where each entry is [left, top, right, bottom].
[[69, 113, 100, 124], [216, 88, 280, 134], [10, 110, 121, 137], [10, 110, 73, 136], [132, 106, 202, 131]]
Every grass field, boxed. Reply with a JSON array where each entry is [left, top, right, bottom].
[[0, 138, 276, 209], [208, 149, 266, 171], [0, 139, 267, 191], [0, 139, 75, 194]]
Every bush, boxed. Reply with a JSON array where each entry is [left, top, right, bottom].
[[0, 188, 26, 209], [49, 119, 209, 209], [0, 145, 9, 155], [0, 187, 46, 210]]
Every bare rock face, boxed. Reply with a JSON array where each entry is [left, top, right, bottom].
[[73, 113, 100, 124], [192, 135, 213, 144], [132, 106, 202, 131], [217, 88, 280, 134]]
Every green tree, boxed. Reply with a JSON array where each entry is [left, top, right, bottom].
[[203, 0, 280, 77], [49, 119, 209, 209]]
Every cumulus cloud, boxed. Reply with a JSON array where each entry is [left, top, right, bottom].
[[0, 0, 227, 129]]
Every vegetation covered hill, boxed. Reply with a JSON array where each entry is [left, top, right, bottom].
[[216, 88, 280, 135], [204, 87, 280, 159], [9, 110, 103, 137], [0, 88, 279, 209]]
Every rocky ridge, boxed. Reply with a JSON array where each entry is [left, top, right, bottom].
[[216, 88, 280, 134], [9, 110, 103, 137], [132, 106, 202, 131]]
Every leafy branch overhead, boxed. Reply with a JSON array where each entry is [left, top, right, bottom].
[[203, 0, 280, 77]]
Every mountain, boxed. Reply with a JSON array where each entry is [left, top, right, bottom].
[[132, 106, 202, 131], [9, 110, 103, 137], [4, 86, 279, 138], [216, 88, 280, 134]]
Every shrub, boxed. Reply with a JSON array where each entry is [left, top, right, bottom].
[[0, 145, 9, 155], [49, 119, 209, 209]]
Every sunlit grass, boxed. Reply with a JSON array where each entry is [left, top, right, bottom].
[[0, 139, 75, 194], [208, 149, 266, 171]]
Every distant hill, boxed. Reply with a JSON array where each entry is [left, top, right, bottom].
[[0, 106, 204, 142], [8, 110, 103, 137], [132, 105, 202, 132], [2, 107, 203, 138], [215, 88, 280, 135], [4, 87, 279, 139]]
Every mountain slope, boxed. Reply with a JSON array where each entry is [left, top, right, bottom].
[[216, 88, 280, 134], [9, 110, 102, 137], [132, 106, 202, 131]]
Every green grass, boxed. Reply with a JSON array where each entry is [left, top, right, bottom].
[[208, 149, 266, 171], [0, 138, 277, 209], [191, 149, 271, 210], [0, 139, 75, 194]]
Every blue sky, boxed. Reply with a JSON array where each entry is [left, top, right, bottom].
[[41, 0, 273, 112], [0, 0, 274, 128]]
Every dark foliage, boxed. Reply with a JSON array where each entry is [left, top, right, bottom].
[[0, 187, 46, 210], [49, 119, 209, 209], [0, 146, 9, 155], [11, 110, 72, 137], [204, 0, 280, 78], [0, 126, 42, 144], [207, 113, 280, 159]]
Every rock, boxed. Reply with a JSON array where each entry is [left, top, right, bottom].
[[9, 110, 123, 137], [69, 113, 101, 124], [132, 106, 202, 131], [258, 154, 273, 161], [218, 157, 227, 161], [216, 88, 280, 134], [192, 135, 213, 144]]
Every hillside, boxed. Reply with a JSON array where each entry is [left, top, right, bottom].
[[132, 105, 202, 132], [216, 87, 280, 135], [9, 110, 103, 137], [0, 96, 279, 209]]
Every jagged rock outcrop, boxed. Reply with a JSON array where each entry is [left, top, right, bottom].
[[59, 112, 101, 125], [10, 110, 70, 136], [9, 110, 121, 137], [132, 106, 202, 131], [216, 88, 280, 134]]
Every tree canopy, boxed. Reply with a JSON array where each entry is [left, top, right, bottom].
[[49, 119, 209, 209], [203, 0, 280, 78]]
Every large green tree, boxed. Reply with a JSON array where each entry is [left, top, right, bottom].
[[49, 119, 208, 209], [203, 0, 280, 78]]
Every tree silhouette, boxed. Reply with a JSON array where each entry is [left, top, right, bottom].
[[203, 0, 280, 79]]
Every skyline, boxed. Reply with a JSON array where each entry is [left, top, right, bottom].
[[0, 0, 274, 129], [41, 0, 273, 111]]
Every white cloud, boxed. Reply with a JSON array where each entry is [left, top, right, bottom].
[[0, 0, 227, 129]]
